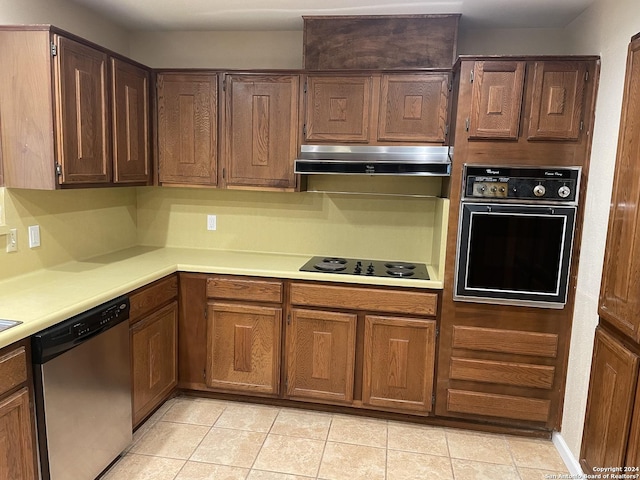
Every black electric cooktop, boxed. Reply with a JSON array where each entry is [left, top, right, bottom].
[[299, 256, 430, 280]]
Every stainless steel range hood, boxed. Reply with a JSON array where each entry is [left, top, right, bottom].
[[294, 145, 452, 176]]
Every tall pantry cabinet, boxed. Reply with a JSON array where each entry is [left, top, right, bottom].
[[580, 32, 640, 472]]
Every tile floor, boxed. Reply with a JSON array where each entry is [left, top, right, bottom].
[[102, 395, 570, 480]]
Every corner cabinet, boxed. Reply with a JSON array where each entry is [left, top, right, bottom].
[[221, 74, 300, 190], [0, 26, 152, 189], [303, 72, 450, 145]]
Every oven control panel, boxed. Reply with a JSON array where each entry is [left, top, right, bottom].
[[463, 165, 580, 203]]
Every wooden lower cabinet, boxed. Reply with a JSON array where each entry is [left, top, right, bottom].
[[362, 315, 436, 414], [206, 302, 282, 395], [131, 301, 178, 426], [286, 308, 357, 403], [581, 327, 639, 472]]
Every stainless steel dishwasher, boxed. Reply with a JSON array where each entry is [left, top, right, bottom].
[[32, 296, 132, 480]]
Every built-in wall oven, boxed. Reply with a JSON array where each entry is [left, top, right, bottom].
[[454, 165, 581, 309]]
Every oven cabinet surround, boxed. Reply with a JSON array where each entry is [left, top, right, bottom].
[[581, 33, 640, 472], [303, 72, 450, 145], [436, 56, 600, 430], [0, 25, 152, 190], [0, 339, 38, 480], [129, 274, 178, 428]]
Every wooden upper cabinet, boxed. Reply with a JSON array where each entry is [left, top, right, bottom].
[[304, 75, 372, 143], [54, 35, 110, 185], [581, 328, 639, 472], [111, 58, 151, 184], [468, 61, 525, 140], [528, 61, 587, 140], [222, 74, 299, 189], [157, 73, 218, 186], [599, 35, 640, 342], [378, 73, 449, 143]]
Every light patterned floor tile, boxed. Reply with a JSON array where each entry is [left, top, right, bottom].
[[214, 403, 279, 432], [253, 434, 325, 477], [452, 458, 520, 480], [318, 442, 386, 480], [446, 430, 512, 465], [507, 437, 568, 472], [387, 450, 454, 480], [174, 461, 249, 480], [270, 409, 332, 440], [518, 466, 569, 480], [247, 470, 314, 480], [190, 427, 266, 468], [163, 398, 227, 426], [102, 453, 185, 480], [387, 421, 449, 457], [327, 415, 387, 448], [129, 421, 210, 459]]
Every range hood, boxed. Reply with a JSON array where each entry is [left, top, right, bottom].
[[294, 145, 452, 176]]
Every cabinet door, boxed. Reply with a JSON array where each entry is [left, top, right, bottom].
[[468, 61, 525, 140], [223, 74, 299, 189], [0, 388, 37, 480], [527, 61, 587, 140], [131, 302, 178, 426], [206, 302, 281, 395], [362, 315, 436, 413], [54, 35, 110, 184], [599, 36, 640, 342], [378, 74, 449, 143], [157, 73, 217, 185], [305, 76, 372, 142], [111, 58, 151, 184], [286, 308, 356, 404], [580, 328, 639, 472]]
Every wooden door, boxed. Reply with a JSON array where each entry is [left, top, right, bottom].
[[304, 75, 372, 142], [599, 35, 640, 342], [157, 73, 217, 185], [468, 61, 525, 140], [223, 74, 299, 189], [528, 61, 587, 140], [131, 302, 178, 426], [378, 74, 449, 143], [286, 308, 356, 404], [54, 35, 110, 184], [362, 315, 436, 413], [580, 328, 639, 472], [206, 302, 282, 395], [0, 388, 37, 480], [111, 58, 150, 184]]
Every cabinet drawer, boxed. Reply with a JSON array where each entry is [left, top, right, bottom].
[[447, 389, 551, 423], [0, 346, 27, 397], [130, 275, 178, 323], [449, 357, 555, 389], [452, 326, 558, 358], [207, 277, 283, 303], [290, 283, 437, 316]]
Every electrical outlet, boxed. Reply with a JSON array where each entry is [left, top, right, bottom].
[[207, 215, 217, 231], [6, 228, 17, 252], [28, 225, 40, 248]]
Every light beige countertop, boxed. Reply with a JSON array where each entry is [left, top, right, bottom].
[[0, 246, 443, 349]]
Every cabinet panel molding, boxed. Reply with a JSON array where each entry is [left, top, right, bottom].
[[0, 388, 37, 480]]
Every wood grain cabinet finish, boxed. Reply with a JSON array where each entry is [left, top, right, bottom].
[[286, 308, 357, 404], [599, 34, 640, 343], [222, 74, 299, 189], [131, 301, 178, 427], [0, 388, 37, 480], [581, 328, 639, 472], [467, 61, 526, 140], [362, 315, 436, 413], [206, 302, 282, 395], [157, 73, 218, 186]]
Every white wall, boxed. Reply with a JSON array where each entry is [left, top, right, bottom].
[[458, 27, 570, 55]]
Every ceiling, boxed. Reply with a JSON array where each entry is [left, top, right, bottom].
[[68, 0, 595, 31]]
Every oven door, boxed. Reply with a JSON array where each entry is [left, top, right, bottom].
[[454, 202, 576, 308]]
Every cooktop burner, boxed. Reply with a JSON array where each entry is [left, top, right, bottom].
[[299, 257, 430, 280]]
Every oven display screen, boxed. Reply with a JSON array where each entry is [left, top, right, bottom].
[[466, 214, 565, 294]]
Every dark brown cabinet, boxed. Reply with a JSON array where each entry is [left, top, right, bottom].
[[157, 73, 218, 186], [129, 275, 178, 427], [221, 74, 300, 190], [303, 73, 449, 145]]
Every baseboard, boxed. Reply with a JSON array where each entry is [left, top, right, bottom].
[[553, 432, 584, 476]]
